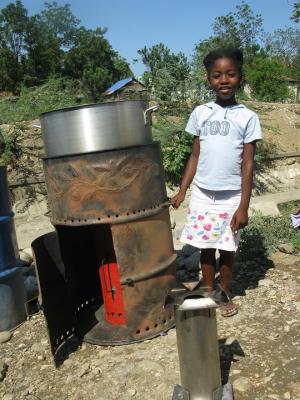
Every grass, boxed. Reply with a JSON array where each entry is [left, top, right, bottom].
[[291, 231, 300, 248], [278, 200, 300, 215], [261, 123, 281, 134], [0, 78, 85, 124], [237, 200, 300, 260]]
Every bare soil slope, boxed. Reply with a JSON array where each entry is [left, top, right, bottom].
[[246, 102, 300, 153]]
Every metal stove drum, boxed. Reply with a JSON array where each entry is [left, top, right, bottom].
[[32, 100, 177, 359]]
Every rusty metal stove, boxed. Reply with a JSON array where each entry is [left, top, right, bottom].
[[32, 101, 176, 359]]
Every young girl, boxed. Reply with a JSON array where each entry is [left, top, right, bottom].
[[171, 48, 262, 317]]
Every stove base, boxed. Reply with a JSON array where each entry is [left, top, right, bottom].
[[172, 383, 233, 400], [76, 303, 175, 345]]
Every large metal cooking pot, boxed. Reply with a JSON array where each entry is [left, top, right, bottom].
[[40, 100, 158, 158]]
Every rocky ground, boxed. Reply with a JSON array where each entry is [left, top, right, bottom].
[[0, 195, 300, 400]]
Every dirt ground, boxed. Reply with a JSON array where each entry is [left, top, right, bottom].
[[245, 102, 300, 153], [1, 217, 300, 399]]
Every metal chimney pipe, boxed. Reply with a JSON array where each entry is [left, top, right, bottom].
[[166, 287, 233, 400]]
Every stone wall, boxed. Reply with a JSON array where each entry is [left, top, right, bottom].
[[254, 157, 300, 195]]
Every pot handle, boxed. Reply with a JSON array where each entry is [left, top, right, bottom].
[[143, 105, 159, 125]]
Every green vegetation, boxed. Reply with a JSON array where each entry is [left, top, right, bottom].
[[291, 230, 300, 248], [260, 123, 281, 134], [245, 56, 290, 102], [137, 1, 299, 105], [0, 78, 82, 124], [237, 211, 299, 260], [0, 1, 298, 108], [153, 111, 192, 185], [0, 128, 18, 165], [137, 43, 190, 103], [0, 1, 131, 100], [278, 200, 300, 214], [291, 2, 300, 23]]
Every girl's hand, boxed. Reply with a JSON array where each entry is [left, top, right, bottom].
[[230, 207, 248, 232], [170, 191, 186, 209]]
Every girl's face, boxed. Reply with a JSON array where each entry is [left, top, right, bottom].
[[207, 57, 241, 103]]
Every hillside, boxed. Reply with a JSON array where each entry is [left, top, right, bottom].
[[246, 102, 300, 153], [0, 101, 299, 205]]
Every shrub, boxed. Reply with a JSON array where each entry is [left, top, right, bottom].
[[0, 128, 18, 165], [152, 113, 193, 185], [0, 78, 83, 124], [237, 211, 297, 261], [245, 57, 290, 102]]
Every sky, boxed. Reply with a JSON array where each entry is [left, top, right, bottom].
[[0, 0, 297, 76]]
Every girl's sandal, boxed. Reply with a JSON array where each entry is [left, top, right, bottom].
[[220, 301, 238, 317], [218, 284, 238, 317]]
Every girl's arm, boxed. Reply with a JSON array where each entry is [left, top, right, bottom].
[[230, 141, 256, 231], [170, 136, 200, 209]]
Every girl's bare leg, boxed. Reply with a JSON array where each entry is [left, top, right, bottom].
[[200, 248, 216, 292], [219, 250, 235, 292], [219, 250, 238, 316]]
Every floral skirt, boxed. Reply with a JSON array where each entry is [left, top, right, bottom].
[[181, 185, 241, 252]]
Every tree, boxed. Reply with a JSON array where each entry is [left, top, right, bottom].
[[291, 2, 300, 23], [192, 1, 264, 97], [0, 1, 80, 90], [0, 47, 20, 91], [264, 27, 299, 74], [138, 43, 190, 102], [0, 0, 29, 92], [64, 27, 132, 101], [212, 1, 264, 51], [246, 56, 290, 102], [39, 1, 80, 47], [23, 2, 80, 85], [265, 25, 300, 102], [23, 15, 63, 86]]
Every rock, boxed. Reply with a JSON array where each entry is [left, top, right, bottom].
[[225, 336, 239, 346], [183, 251, 201, 270], [24, 275, 38, 300], [78, 362, 90, 377], [231, 369, 241, 375], [2, 394, 13, 400], [0, 331, 12, 344], [258, 279, 274, 287], [181, 281, 199, 291], [31, 343, 44, 353], [0, 360, 8, 382], [179, 244, 199, 258], [127, 388, 137, 397], [278, 243, 295, 254], [19, 248, 33, 265], [22, 264, 36, 277], [288, 382, 300, 397], [233, 377, 251, 392]]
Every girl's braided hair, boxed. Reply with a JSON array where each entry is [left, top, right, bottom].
[[203, 48, 244, 76]]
